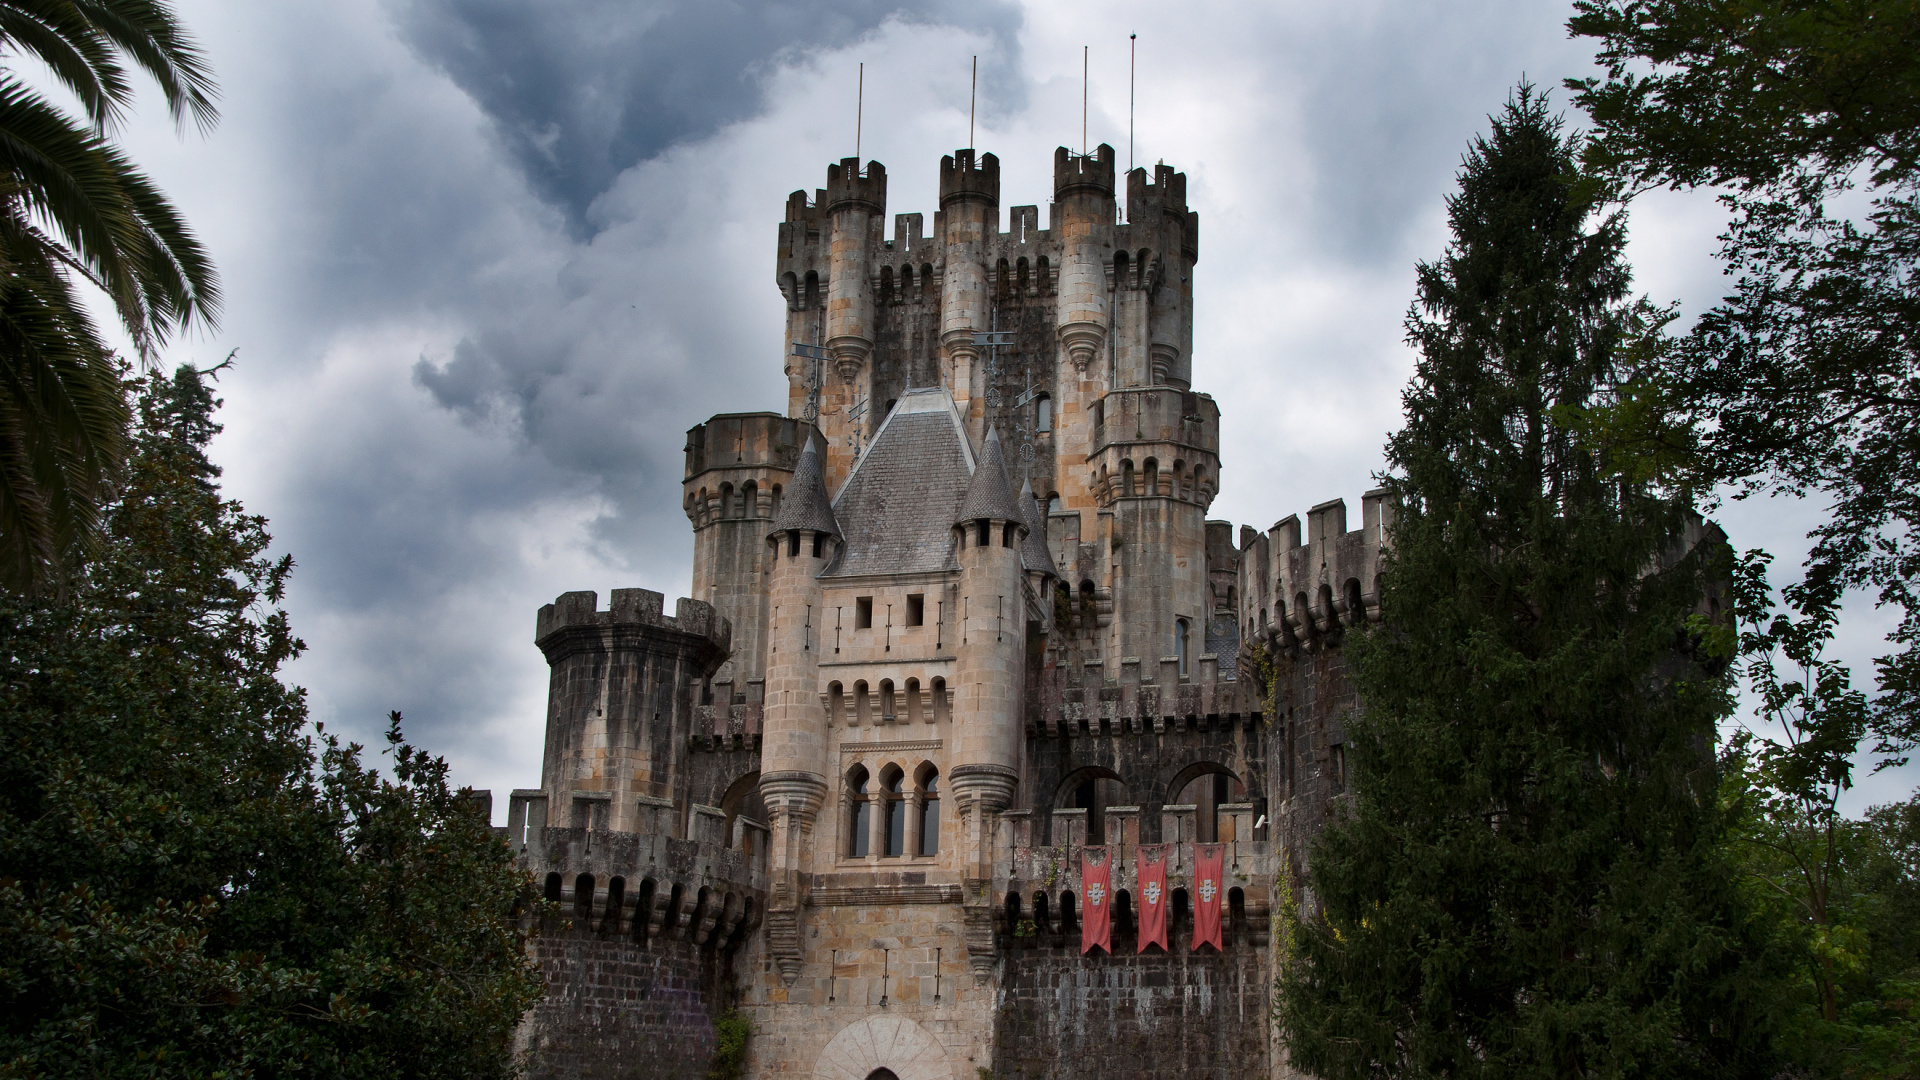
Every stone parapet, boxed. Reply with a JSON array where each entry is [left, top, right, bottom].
[[1025, 652, 1262, 737], [535, 589, 730, 663], [1236, 488, 1393, 665]]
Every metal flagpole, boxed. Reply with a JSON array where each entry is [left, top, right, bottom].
[[856, 62, 863, 164], [1129, 34, 1137, 173], [969, 55, 977, 150], [1082, 45, 1088, 155]]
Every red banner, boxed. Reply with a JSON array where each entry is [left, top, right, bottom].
[[1136, 844, 1169, 953], [1080, 846, 1112, 955], [1192, 843, 1225, 953]]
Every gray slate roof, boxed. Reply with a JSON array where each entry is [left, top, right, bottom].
[[824, 388, 974, 578], [768, 433, 841, 538], [955, 426, 1026, 525], [1019, 479, 1057, 577]]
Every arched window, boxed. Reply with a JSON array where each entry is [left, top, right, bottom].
[[879, 679, 896, 720], [854, 680, 871, 726], [1035, 393, 1052, 433], [916, 765, 940, 856], [904, 678, 922, 724], [1047, 493, 1063, 515], [827, 681, 845, 725], [882, 767, 906, 858], [901, 264, 914, 299], [1175, 617, 1191, 678], [847, 766, 871, 857], [931, 677, 949, 723]]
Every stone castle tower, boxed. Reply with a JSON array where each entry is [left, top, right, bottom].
[[479, 144, 1389, 1080]]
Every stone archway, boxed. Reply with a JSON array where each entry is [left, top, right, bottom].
[[813, 1015, 953, 1080]]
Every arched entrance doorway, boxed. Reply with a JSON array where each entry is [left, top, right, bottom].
[[812, 1015, 951, 1080]]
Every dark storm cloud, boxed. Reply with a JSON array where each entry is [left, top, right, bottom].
[[388, 0, 1025, 231]]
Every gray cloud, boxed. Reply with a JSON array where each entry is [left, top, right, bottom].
[[122, 0, 1909, 817], [387, 0, 1025, 231]]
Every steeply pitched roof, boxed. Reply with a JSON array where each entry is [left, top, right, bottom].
[[824, 388, 973, 578], [955, 426, 1025, 525], [768, 432, 840, 538], [1019, 478, 1057, 577]]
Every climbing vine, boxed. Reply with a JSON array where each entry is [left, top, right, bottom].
[[708, 1010, 754, 1080]]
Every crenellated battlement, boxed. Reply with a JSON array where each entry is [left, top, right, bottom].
[[1026, 650, 1262, 738], [1054, 143, 1116, 199], [494, 788, 767, 952], [1126, 163, 1189, 217], [938, 148, 999, 208], [535, 589, 731, 661], [1235, 489, 1395, 663], [824, 157, 886, 215]]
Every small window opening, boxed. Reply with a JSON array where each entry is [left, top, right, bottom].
[[812, 533, 825, 557], [855, 597, 873, 629], [1035, 393, 1052, 432], [977, 520, 991, 547], [1176, 618, 1191, 677], [906, 594, 924, 626], [788, 532, 800, 557], [1002, 522, 1017, 548]]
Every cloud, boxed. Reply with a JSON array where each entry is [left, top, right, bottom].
[[387, 0, 1025, 231], [120, 0, 1908, 816]]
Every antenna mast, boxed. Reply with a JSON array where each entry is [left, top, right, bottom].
[[1129, 34, 1137, 173], [969, 55, 977, 149], [856, 62, 864, 164]]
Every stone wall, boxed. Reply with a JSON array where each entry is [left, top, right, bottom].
[[522, 925, 736, 1080], [993, 944, 1271, 1080]]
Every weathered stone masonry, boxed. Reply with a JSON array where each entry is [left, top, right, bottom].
[[475, 143, 1385, 1080]]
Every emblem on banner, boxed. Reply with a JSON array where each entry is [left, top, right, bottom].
[[1199, 879, 1217, 903], [1087, 882, 1105, 907], [1144, 882, 1161, 905]]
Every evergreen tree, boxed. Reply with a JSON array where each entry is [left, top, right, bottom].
[[1276, 89, 1780, 1079], [0, 367, 543, 1078]]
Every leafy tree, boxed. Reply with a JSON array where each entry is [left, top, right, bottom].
[[1277, 88, 1780, 1079], [0, 0, 221, 593], [1568, 0, 1920, 766], [0, 367, 543, 1078]]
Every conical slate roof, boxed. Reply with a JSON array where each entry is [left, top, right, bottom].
[[955, 426, 1026, 525], [1019, 478, 1057, 577], [769, 432, 841, 539]]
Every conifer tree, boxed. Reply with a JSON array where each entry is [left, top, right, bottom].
[[1277, 88, 1781, 1080]]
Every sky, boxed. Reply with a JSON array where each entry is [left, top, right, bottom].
[[97, 0, 1911, 816]]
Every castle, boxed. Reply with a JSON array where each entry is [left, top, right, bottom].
[[473, 144, 1389, 1080]]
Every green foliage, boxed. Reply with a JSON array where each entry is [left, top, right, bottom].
[[0, 1, 222, 594], [709, 1010, 753, 1080], [1568, 0, 1920, 773], [0, 367, 543, 1078], [1277, 87, 1781, 1079]]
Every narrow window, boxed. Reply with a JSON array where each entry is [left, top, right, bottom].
[[906, 594, 924, 626], [788, 532, 800, 557], [883, 771, 905, 857], [977, 520, 991, 547], [1003, 522, 1017, 548], [1035, 393, 1052, 432], [812, 532, 825, 557], [856, 597, 873, 629], [849, 769, 871, 857], [1176, 618, 1191, 678], [919, 772, 940, 855]]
